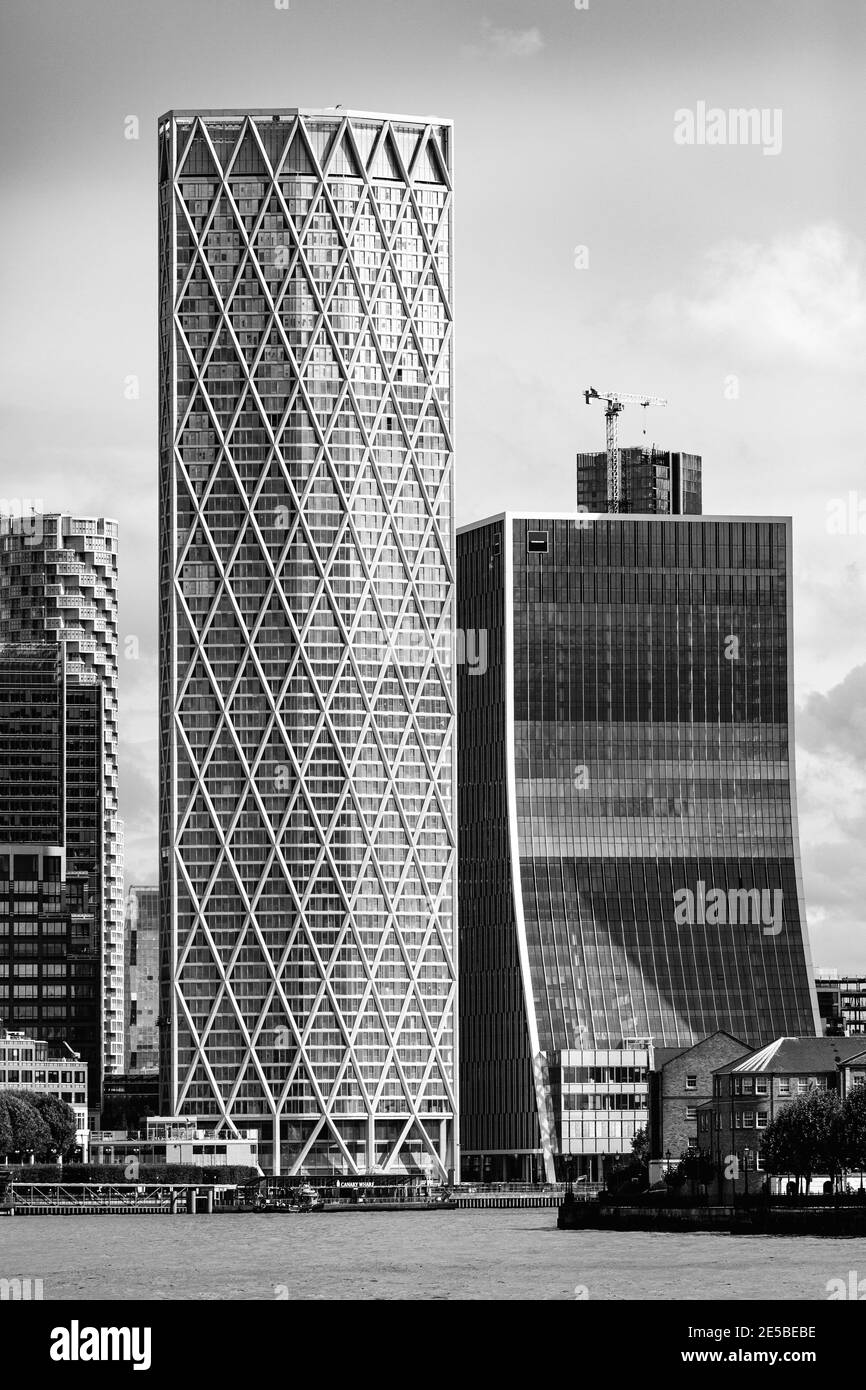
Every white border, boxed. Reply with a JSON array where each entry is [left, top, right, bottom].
[[503, 515, 557, 1181]]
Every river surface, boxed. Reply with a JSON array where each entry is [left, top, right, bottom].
[[1, 1211, 863, 1299]]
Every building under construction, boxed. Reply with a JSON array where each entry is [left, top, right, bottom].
[[576, 447, 702, 515]]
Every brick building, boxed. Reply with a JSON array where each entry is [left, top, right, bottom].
[[649, 1030, 752, 1167], [697, 1036, 866, 1195]]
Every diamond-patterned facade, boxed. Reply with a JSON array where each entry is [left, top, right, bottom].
[[158, 109, 456, 1176]]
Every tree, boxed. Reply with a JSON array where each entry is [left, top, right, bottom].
[[604, 1127, 651, 1195], [631, 1126, 650, 1165], [3, 1095, 51, 1161], [26, 1094, 78, 1160], [0, 1096, 12, 1157], [2, 1092, 78, 1161], [841, 1085, 866, 1179], [761, 1089, 844, 1192], [666, 1149, 716, 1191]]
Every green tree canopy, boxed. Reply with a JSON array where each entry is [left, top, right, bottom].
[[841, 1085, 866, 1172], [25, 1093, 78, 1158], [631, 1126, 650, 1164], [3, 1094, 52, 1159], [667, 1150, 716, 1188], [761, 1088, 844, 1186], [0, 1096, 13, 1157]]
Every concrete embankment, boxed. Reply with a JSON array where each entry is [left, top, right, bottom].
[[558, 1199, 866, 1236]]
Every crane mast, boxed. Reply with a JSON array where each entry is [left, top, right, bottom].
[[584, 387, 668, 512]]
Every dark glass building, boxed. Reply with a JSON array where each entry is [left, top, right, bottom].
[[124, 885, 159, 1072], [0, 514, 122, 1083], [0, 643, 101, 1113], [577, 449, 702, 515], [0, 643, 64, 844], [457, 513, 820, 1180]]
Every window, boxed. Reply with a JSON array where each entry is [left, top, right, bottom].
[[743, 1111, 755, 1128], [742, 1077, 754, 1094], [797, 1078, 809, 1095], [779, 1078, 790, 1095], [685, 1074, 697, 1091], [686, 1107, 697, 1121], [755, 1077, 768, 1095], [526, 530, 548, 554], [756, 1112, 768, 1129]]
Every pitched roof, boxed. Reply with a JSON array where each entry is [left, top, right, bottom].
[[714, 1037, 866, 1075], [658, 1030, 753, 1072]]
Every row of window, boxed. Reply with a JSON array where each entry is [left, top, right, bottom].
[[561, 1093, 646, 1111], [716, 1075, 825, 1097], [699, 1109, 769, 1131], [0, 1069, 84, 1083]]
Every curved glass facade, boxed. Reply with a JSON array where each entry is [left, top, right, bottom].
[[458, 513, 820, 1177], [159, 110, 456, 1177], [0, 514, 123, 1091]]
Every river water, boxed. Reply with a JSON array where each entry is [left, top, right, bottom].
[[2, 1211, 864, 1300]]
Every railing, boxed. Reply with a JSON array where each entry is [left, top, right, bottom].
[[454, 1181, 604, 1209], [11, 1184, 176, 1208], [457, 1181, 603, 1197], [8, 1183, 247, 1211], [458, 1181, 567, 1193]]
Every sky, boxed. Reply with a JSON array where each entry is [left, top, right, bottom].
[[1, 0, 864, 965]]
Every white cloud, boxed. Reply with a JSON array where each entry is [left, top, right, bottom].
[[796, 663, 866, 965], [462, 20, 544, 61], [646, 224, 866, 369]]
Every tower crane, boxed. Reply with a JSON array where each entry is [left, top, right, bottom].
[[584, 387, 668, 513]]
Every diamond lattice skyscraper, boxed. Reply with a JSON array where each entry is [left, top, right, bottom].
[[158, 109, 456, 1177]]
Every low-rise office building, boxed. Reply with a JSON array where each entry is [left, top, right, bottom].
[[552, 1046, 651, 1182], [814, 971, 866, 1037], [89, 1116, 260, 1171], [0, 1027, 89, 1153]]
